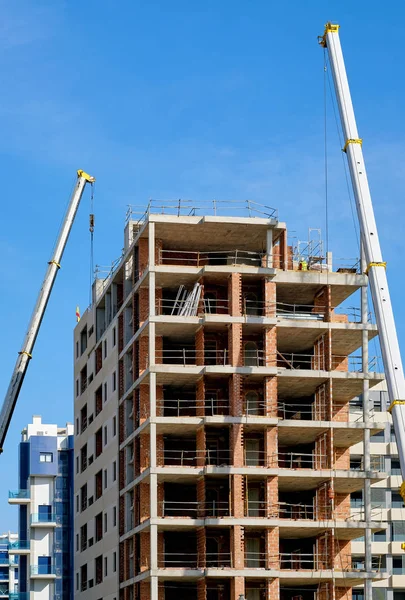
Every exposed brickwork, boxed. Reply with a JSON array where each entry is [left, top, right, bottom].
[[197, 527, 206, 568], [139, 482, 150, 522], [264, 326, 277, 367], [335, 492, 351, 519], [335, 446, 350, 469], [231, 525, 244, 569], [140, 531, 150, 571], [232, 475, 244, 518], [197, 579, 207, 600], [228, 273, 242, 316], [335, 539, 351, 570], [196, 426, 206, 467], [266, 578, 280, 600], [264, 376, 278, 417], [197, 477, 205, 518], [265, 426, 278, 467], [139, 288, 149, 323], [266, 476, 278, 517], [195, 326, 204, 366], [264, 279, 276, 317], [196, 377, 205, 416], [231, 424, 244, 467], [336, 587, 352, 600], [266, 527, 279, 569], [138, 238, 148, 276], [232, 577, 245, 600], [229, 374, 243, 416], [140, 384, 149, 423], [229, 323, 243, 366]]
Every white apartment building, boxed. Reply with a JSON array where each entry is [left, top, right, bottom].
[[8, 416, 74, 600], [351, 382, 405, 600], [73, 299, 119, 600]]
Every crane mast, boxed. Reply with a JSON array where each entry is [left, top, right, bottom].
[[320, 23, 405, 492], [0, 169, 95, 452]]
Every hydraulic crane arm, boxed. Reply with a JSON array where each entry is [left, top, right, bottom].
[[320, 24, 405, 493], [0, 169, 95, 452]]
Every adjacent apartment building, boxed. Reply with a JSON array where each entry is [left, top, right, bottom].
[[351, 382, 405, 600], [0, 532, 18, 599], [74, 199, 388, 600], [8, 416, 74, 600]]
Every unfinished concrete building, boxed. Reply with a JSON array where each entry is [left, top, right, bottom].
[[74, 199, 388, 600]]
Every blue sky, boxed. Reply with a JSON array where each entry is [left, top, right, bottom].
[[0, 0, 404, 531]]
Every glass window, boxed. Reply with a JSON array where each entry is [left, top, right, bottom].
[[392, 459, 401, 475], [113, 506, 117, 527], [373, 590, 386, 600], [353, 590, 364, 600], [39, 452, 53, 463], [371, 488, 386, 508], [394, 592, 405, 600], [392, 522, 405, 541], [113, 552, 117, 572], [372, 555, 386, 571], [370, 430, 385, 442], [113, 417, 116, 437], [113, 327, 116, 347], [113, 461, 117, 482], [393, 557, 404, 575], [372, 529, 386, 541], [351, 491, 363, 508], [391, 426, 397, 443], [352, 556, 365, 570], [113, 372, 117, 392], [350, 457, 362, 470], [392, 492, 404, 508]]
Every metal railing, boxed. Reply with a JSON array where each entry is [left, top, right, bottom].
[[277, 451, 327, 469], [9, 594, 30, 600], [159, 248, 265, 267], [8, 490, 29, 499], [280, 552, 328, 570], [350, 455, 385, 472], [127, 198, 278, 221], [157, 551, 232, 568], [157, 297, 229, 315], [163, 448, 231, 466], [157, 398, 230, 416], [155, 348, 230, 366], [160, 500, 230, 517], [277, 352, 381, 372]]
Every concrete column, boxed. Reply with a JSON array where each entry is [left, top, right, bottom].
[[361, 245, 372, 600], [266, 228, 273, 268]]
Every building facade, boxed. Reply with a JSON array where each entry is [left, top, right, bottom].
[[74, 200, 388, 600], [351, 383, 405, 600], [0, 532, 18, 600], [8, 416, 74, 600]]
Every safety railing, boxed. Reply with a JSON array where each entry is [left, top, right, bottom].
[[277, 401, 323, 420], [155, 348, 230, 366], [157, 297, 229, 315], [157, 398, 230, 416], [333, 257, 361, 273], [8, 489, 30, 499], [159, 248, 265, 267], [157, 551, 233, 568], [277, 352, 381, 372], [128, 198, 278, 220], [163, 448, 231, 466], [160, 500, 230, 517], [280, 552, 328, 570], [277, 451, 327, 469], [349, 505, 384, 521], [245, 501, 324, 520], [350, 455, 385, 472]]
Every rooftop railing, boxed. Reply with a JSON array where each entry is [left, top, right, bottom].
[[159, 248, 265, 268], [127, 198, 278, 222]]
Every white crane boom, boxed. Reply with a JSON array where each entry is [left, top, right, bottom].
[[0, 169, 95, 452], [320, 23, 405, 492]]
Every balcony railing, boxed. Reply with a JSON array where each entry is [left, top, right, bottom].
[[155, 349, 230, 366], [31, 513, 57, 525], [8, 490, 29, 499], [163, 448, 231, 466], [157, 398, 230, 416], [157, 551, 232, 568], [10, 594, 30, 600], [277, 352, 381, 372], [30, 564, 55, 576], [160, 500, 230, 517], [159, 248, 265, 267], [9, 541, 29, 551]]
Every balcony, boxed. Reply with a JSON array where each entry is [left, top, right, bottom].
[[277, 352, 381, 373], [10, 594, 30, 600], [8, 541, 30, 554], [159, 248, 265, 268], [30, 513, 57, 527], [30, 564, 56, 578], [157, 397, 230, 417], [8, 489, 30, 504], [156, 348, 230, 366], [160, 500, 230, 518]]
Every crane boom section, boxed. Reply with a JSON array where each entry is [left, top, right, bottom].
[[321, 23, 405, 491], [0, 171, 95, 451]]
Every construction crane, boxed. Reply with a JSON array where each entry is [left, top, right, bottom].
[[0, 169, 95, 452], [320, 24, 405, 491]]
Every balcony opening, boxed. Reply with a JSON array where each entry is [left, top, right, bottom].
[[246, 580, 267, 600], [242, 282, 264, 316], [161, 531, 197, 568], [244, 390, 263, 416], [80, 404, 88, 433], [278, 443, 319, 469], [95, 470, 102, 500], [204, 284, 228, 314], [205, 380, 229, 415], [207, 580, 231, 600], [206, 478, 230, 517], [163, 435, 196, 466], [244, 340, 264, 366], [244, 433, 265, 466], [246, 480, 266, 516], [205, 333, 228, 366], [278, 491, 317, 520], [206, 529, 231, 567], [95, 385, 102, 416], [163, 483, 197, 517], [280, 585, 317, 600], [161, 337, 196, 365], [95, 428, 102, 458], [278, 395, 317, 420], [245, 532, 265, 568], [280, 537, 318, 570], [164, 582, 197, 600], [206, 427, 230, 466], [161, 385, 197, 417]]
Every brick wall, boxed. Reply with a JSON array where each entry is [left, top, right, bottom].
[[229, 323, 242, 366], [266, 578, 279, 600], [139, 288, 148, 323], [334, 447, 350, 469], [196, 426, 206, 467], [231, 424, 244, 467], [228, 273, 242, 316], [266, 476, 278, 517], [231, 524, 244, 569], [196, 377, 205, 417], [197, 477, 205, 518], [229, 374, 243, 416], [335, 539, 351, 570], [196, 327, 204, 366], [264, 327, 277, 367], [138, 238, 148, 276], [197, 579, 207, 600], [232, 475, 244, 518], [140, 384, 149, 423], [264, 279, 276, 317], [265, 427, 278, 468], [232, 577, 245, 600], [266, 527, 279, 568], [335, 492, 351, 519], [197, 527, 206, 568], [140, 531, 150, 571], [264, 376, 277, 417], [139, 482, 150, 522]]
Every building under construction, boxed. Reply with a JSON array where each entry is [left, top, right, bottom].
[[74, 199, 388, 600]]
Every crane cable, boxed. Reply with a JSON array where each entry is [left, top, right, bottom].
[[89, 182, 95, 305]]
